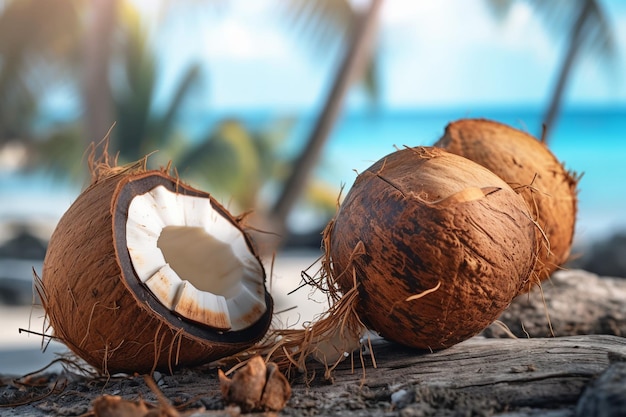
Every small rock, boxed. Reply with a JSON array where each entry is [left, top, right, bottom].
[[484, 270, 626, 338], [576, 362, 626, 417], [391, 388, 414, 409]]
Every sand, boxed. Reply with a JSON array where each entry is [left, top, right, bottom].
[[1, 264, 626, 416], [0, 250, 325, 376]]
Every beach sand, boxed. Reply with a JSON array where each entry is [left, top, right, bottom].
[[0, 250, 324, 376], [2, 259, 626, 416], [0, 305, 67, 375]]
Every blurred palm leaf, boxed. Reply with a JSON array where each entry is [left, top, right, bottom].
[[177, 119, 293, 211], [0, 0, 82, 143], [184, 121, 260, 204], [281, 0, 353, 52], [485, 0, 615, 140], [112, 2, 205, 164], [489, 0, 614, 55], [279, 0, 380, 100]]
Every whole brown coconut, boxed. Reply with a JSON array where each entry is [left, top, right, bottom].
[[328, 147, 536, 350], [434, 119, 578, 289], [40, 156, 273, 374]]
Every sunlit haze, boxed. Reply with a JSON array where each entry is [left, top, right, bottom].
[[2, 0, 626, 241], [129, 0, 626, 111]]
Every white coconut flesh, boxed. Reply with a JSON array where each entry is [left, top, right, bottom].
[[125, 185, 266, 332]]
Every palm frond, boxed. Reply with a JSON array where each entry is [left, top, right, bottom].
[[534, 0, 613, 57], [0, 0, 82, 143], [483, 0, 617, 142], [149, 63, 203, 148], [485, 0, 615, 58], [177, 120, 262, 210], [113, 3, 157, 161], [279, 0, 355, 57]]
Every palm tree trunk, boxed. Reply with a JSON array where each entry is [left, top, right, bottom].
[[541, 0, 592, 143], [269, 0, 383, 240], [82, 0, 118, 154]]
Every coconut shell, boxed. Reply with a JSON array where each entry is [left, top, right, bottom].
[[41, 168, 273, 374], [219, 356, 291, 412], [328, 147, 536, 350], [434, 119, 578, 288]]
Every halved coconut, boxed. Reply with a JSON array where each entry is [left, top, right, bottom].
[[40, 165, 273, 374]]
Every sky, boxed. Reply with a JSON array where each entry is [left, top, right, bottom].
[[139, 0, 626, 112], [3, 0, 626, 235], [124, 0, 626, 240]]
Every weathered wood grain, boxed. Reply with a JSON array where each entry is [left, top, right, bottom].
[[575, 354, 626, 417], [484, 270, 626, 339], [4, 335, 624, 416], [2, 269, 626, 416], [283, 334, 626, 416]]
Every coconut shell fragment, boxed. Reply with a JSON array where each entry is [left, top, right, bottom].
[[435, 119, 578, 289], [327, 147, 537, 350], [40, 157, 273, 374], [219, 356, 291, 412], [93, 396, 151, 417]]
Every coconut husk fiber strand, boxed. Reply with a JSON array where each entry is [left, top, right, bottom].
[[240, 146, 538, 377]]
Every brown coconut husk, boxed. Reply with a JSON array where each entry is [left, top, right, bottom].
[[435, 119, 580, 291], [234, 146, 538, 379], [224, 230, 370, 382], [217, 182, 378, 382], [326, 146, 537, 350], [38, 145, 273, 375]]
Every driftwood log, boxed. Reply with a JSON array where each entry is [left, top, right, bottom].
[[484, 269, 626, 338], [1, 269, 625, 416]]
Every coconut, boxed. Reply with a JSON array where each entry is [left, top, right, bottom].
[[326, 147, 537, 350], [39, 155, 273, 374], [434, 119, 578, 289]]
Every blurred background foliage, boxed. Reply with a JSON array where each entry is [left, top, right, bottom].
[[0, 0, 618, 248], [0, 3, 312, 222], [0, 0, 379, 248]]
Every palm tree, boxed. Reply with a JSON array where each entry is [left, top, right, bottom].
[[82, 0, 118, 155], [539, 0, 614, 141], [0, 0, 82, 145], [4, 0, 614, 250], [269, 0, 383, 229], [103, 0, 382, 247], [5, 1, 212, 181], [487, 0, 615, 142]]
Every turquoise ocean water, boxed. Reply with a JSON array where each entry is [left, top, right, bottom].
[[316, 106, 626, 244], [1, 106, 625, 245]]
